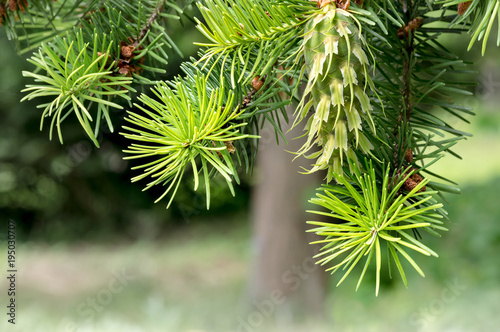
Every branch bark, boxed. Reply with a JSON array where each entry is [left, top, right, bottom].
[[138, 0, 165, 41]]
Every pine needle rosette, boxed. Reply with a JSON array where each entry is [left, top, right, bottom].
[[21, 29, 134, 147], [307, 160, 448, 295], [121, 74, 255, 208]]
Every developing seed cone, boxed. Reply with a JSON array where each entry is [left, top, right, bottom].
[[296, 3, 374, 181]]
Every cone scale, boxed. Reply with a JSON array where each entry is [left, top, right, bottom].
[[297, 3, 374, 181]]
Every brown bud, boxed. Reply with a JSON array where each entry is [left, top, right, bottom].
[[411, 172, 423, 183], [408, 17, 422, 31], [398, 17, 422, 39], [225, 141, 235, 154], [404, 148, 414, 163], [121, 45, 135, 59], [403, 177, 418, 192], [458, 1, 472, 15], [8, 0, 16, 11], [242, 95, 252, 108], [403, 170, 426, 192], [118, 65, 131, 76], [251, 76, 264, 92]]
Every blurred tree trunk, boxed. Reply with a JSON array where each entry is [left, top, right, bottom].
[[247, 108, 328, 328]]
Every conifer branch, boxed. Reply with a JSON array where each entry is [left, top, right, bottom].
[[2, 0, 490, 295], [400, 23, 414, 123], [138, 0, 165, 42], [395, 0, 416, 171]]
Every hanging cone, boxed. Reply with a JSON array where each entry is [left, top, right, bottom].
[[296, 2, 374, 181]]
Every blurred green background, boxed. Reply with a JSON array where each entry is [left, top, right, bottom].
[[1, 11, 500, 332]]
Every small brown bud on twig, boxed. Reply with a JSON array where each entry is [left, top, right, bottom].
[[121, 45, 135, 59], [398, 17, 423, 39], [408, 17, 422, 30], [404, 148, 414, 163], [118, 65, 131, 76], [410, 172, 423, 183], [225, 141, 235, 154], [458, 1, 472, 16], [403, 177, 418, 192], [8, 0, 17, 11], [251, 76, 264, 92], [403, 168, 426, 192]]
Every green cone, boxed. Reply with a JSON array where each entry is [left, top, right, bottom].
[[296, 4, 374, 182]]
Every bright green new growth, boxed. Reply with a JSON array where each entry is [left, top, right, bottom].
[[18, 0, 183, 147], [194, 0, 316, 87], [296, 3, 374, 182], [121, 74, 255, 209], [308, 160, 447, 296], [21, 29, 133, 147]]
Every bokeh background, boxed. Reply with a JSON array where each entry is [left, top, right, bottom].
[[1, 7, 500, 332]]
